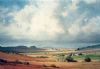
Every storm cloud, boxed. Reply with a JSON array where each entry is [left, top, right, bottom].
[[0, 0, 100, 47]]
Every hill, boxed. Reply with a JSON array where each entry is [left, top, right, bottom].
[[0, 46, 43, 53], [77, 44, 100, 50]]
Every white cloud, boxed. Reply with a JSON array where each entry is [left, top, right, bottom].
[[61, 11, 68, 17], [82, 16, 100, 34], [71, 0, 79, 11], [68, 23, 80, 36], [0, 0, 100, 43], [67, 13, 86, 36], [67, 16, 100, 39], [5, 0, 65, 41]]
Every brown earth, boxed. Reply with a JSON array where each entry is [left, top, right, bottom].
[[0, 52, 100, 69]]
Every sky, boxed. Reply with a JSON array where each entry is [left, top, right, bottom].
[[0, 0, 100, 48]]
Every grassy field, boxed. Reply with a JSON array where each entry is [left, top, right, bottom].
[[23, 51, 100, 62], [72, 54, 100, 61], [0, 51, 100, 69]]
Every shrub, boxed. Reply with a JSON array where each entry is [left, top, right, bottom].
[[59, 54, 65, 56], [76, 48, 80, 50], [15, 60, 23, 64], [0, 59, 7, 64], [66, 56, 77, 62], [84, 57, 91, 62], [43, 64, 47, 67], [50, 64, 57, 68], [36, 56, 48, 58], [38, 56, 48, 58], [24, 62, 30, 65], [78, 53, 83, 56]]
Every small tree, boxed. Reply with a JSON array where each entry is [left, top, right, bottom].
[[77, 48, 80, 50], [66, 55, 77, 62], [78, 53, 83, 56], [84, 56, 91, 62]]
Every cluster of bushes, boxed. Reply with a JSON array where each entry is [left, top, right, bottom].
[[66, 56, 91, 62], [0, 59, 30, 65], [66, 56, 77, 62], [84, 56, 91, 62], [57, 53, 92, 62], [11, 60, 30, 65], [0, 59, 7, 64], [56, 53, 77, 62]]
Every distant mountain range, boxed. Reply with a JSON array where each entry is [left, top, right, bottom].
[[1, 44, 100, 53], [0, 46, 43, 53], [77, 44, 100, 50]]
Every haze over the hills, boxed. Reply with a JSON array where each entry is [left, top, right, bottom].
[[0, 0, 100, 48], [0, 45, 43, 53]]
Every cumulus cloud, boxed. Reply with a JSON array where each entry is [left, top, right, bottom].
[[82, 16, 100, 34], [0, 0, 100, 46], [3, 0, 65, 41]]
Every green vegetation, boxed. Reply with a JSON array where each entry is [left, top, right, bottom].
[[66, 56, 77, 62], [56, 54, 66, 62], [56, 53, 77, 62], [84, 56, 91, 62], [72, 54, 100, 61], [36, 56, 48, 58], [56, 53, 100, 62], [72, 55, 85, 60]]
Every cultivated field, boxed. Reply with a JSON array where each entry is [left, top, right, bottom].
[[0, 49, 100, 69]]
